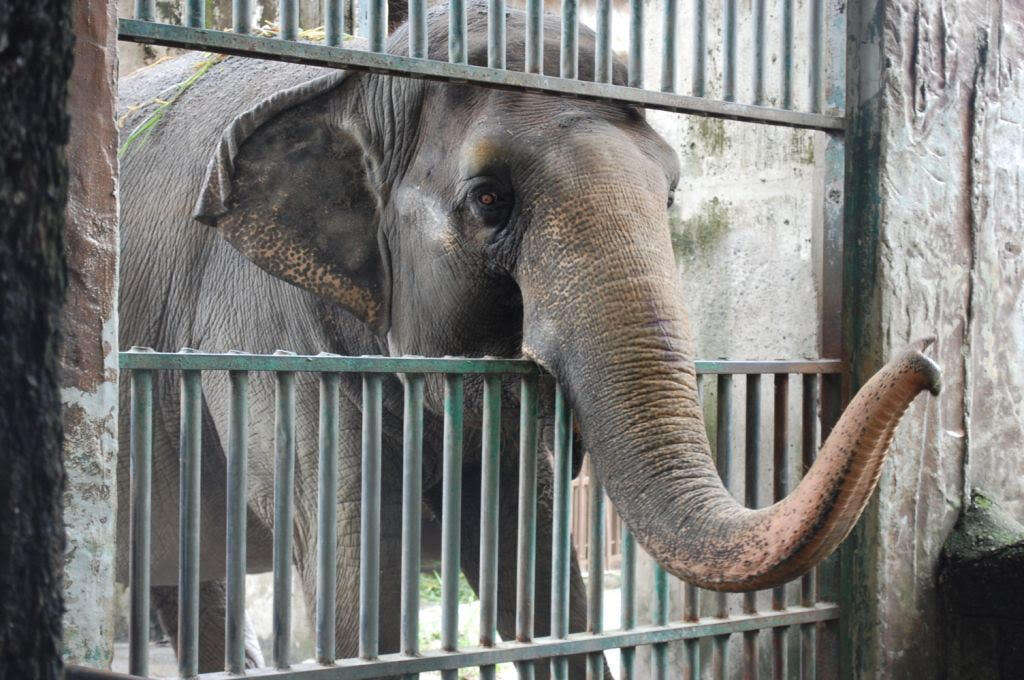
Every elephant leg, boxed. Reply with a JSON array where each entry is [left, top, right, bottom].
[[150, 579, 263, 672]]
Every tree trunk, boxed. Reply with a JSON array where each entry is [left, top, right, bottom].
[[0, 0, 73, 676]]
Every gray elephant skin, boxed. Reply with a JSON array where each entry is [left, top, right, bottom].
[[117, 2, 940, 676]]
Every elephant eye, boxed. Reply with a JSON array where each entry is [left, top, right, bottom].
[[478, 192, 497, 206], [468, 184, 513, 229]]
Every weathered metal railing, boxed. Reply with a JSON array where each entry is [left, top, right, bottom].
[[122, 350, 842, 679]]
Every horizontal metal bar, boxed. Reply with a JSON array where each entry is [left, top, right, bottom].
[[116, 19, 845, 131], [197, 606, 839, 680], [119, 351, 843, 375]]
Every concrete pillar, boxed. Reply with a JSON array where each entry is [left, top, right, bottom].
[[61, 0, 120, 666]]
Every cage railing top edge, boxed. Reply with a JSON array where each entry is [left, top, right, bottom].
[[116, 20, 845, 132], [119, 350, 843, 374]]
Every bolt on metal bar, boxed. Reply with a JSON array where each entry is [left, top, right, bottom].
[[560, 0, 578, 80], [752, 0, 766, 105], [440, 374, 465, 680], [325, 0, 342, 46], [185, 0, 204, 28], [781, 0, 794, 109], [808, 0, 822, 112], [619, 526, 636, 680], [226, 367, 250, 674], [691, 0, 705, 96], [369, 0, 386, 51], [743, 374, 761, 679], [712, 374, 733, 680], [515, 375, 539, 680], [486, 0, 505, 69], [233, 0, 252, 34], [550, 384, 573, 680], [651, 564, 668, 680], [273, 359, 297, 669], [279, 0, 297, 41], [128, 356, 153, 678], [360, 374, 383, 660], [479, 376, 502, 680], [316, 372, 340, 665], [134, 0, 154, 21], [525, 0, 542, 74], [595, 0, 611, 85], [772, 374, 791, 679], [660, 0, 677, 92], [627, 0, 643, 87], [449, 0, 466, 63], [401, 375, 425, 680], [178, 351, 202, 679], [800, 374, 819, 680], [586, 459, 605, 680], [721, 0, 736, 102]]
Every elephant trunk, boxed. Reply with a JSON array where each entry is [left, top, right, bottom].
[[517, 175, 940, 592]]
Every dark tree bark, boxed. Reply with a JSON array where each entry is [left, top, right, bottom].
[[0, 0, 74, 676]]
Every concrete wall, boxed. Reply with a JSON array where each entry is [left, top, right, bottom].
[[842, 0, 1024, 677], [62, 0, 121, 667]]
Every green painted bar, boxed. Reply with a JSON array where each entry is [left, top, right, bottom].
[[627, 0, 642, 87], [586, 458, 605, 680], [515, 376, 539, 680], [594, 0, 611, 85], [743, 374, 761, 679], [722, 0, 736, 102], [360, 374, 383, 660], [178, 354, 203, 678], [441, 375, 465, 680], [185, 0, 204, 27], [550, 384, 572, 680], [128, 362, 153, 678], [273, 362, 297, 669], [317, 372, 340, 665], [369, 0, 386, 52], [685, 374, 705, 680], [801, 374, 819, 680], [134, 0, 154, 21], [781, 0, 794, 109], [713, 374, 733, 680], [479, 376, 502, 680], [525, 0, 542, 74], [226, 368, 249, 674], [651, 565, 668, 680], [772, 375, 791, 680], [486, 0, 505, 69], [448, 0, 466, 63], [619, 527, 636, 680], [324, 0, 342, 46], [660, 0, 677, 92], [808, 0, 823, 111], [410, 0, 427, 57], [752, 0, 766, 105], [279, 0, 297, 41], [401, 375, 425, 680], [560, 0, 578, 80], [690, 0, 705, 96], [233, 0, 251, 34]]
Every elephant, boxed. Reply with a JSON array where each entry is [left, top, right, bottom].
[[116, 1, 941, 676]]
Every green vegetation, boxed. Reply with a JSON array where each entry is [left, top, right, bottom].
[[419, 570, 477, 605], [669, 197, 730, 259]]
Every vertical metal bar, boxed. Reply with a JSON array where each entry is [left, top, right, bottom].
[[279, 0, 297, 41], [226, 367, 249, 674], [411, 0, 428, 58], [772, 374, 790, 680], [690, 0, 705, 96], [627, 0, 643, 87], [595, 0, 612, 84], [525, 0, 543, 74], [272, 361, 296, 669], [515, 375, 539, 679], [401, 375, 425, 679], [324, 0, 343, 46], [781, 0, 794, 108], [550, 385, 573, 680], [185, 0, 204, 28], [479, 376, 502, 680], [360, 374, 383, 660], [128, 358, 153, 678], [178, 352, 202, 679], [620, 527, 636, 680], [713, 374, 732, 680], [660, 0, 678, 92], [487, 0, 506, 68], [800, 374, 819, 680], [134, 0, 155, 22], [586, 459, 605, 680], [685, 373, 705, 680], [808, 0, 823, 112], [722, 0, 736, 101], [561, 0, 579, 80], [449, 0, 466, 63], [316, 372, 340, 665], [440, 375, 464, 680], [369, 0, 386, 52], [743, 374, 761, 680], [652, 565, 668, 680], [234, 0, 252, 34], [752, 0, 766, 105]]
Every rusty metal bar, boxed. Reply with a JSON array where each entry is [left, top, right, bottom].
[[801, 374, 819, 680], [772, 374, 790, 679], [744, 374, 761, 679]]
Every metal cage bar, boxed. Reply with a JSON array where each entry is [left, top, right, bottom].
[[400, 374, 425, 680], [128, 358, 153, 678], [316, 371, 340, 665], [550, 385, 573, 680], [772, 374, 791, 679], [273, 360, 297, 669], [712, 374, 732, 680], [440, 375, 465, 680], [743, 374, 761, 678], [225, 367, 249, 673], [478, 375, 502, 680], [515, 375, 539, 680], [178, 353, 202, 679], [359, 374, 383, 660]]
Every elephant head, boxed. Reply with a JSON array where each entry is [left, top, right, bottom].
[[194, 3, 940, 591]]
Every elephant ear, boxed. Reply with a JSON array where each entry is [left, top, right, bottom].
[[194, 72, 391, 334]]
